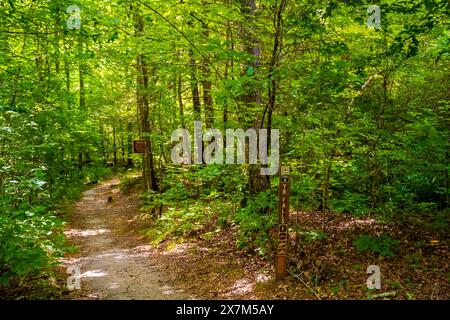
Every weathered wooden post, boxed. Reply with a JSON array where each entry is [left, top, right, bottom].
[[276, 166, 291, 281]]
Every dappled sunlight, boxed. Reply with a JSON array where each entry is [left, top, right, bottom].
[[90, 251, 130, 261], [82, 269, 108, 278], [255, 273, 271, 284], [84, 189, 113, 196], [83, 190, 97, 196], [84, 245, 154, 262], [333, 219, 378, 231], [129, 245, 153, 255], [64, 228, 111, 238], [161, 243, 192, 255], [104, 283, 120, 290], [293, 211, 389, 233], [225, 278, 254, 297], [160, 284, 185, 296]]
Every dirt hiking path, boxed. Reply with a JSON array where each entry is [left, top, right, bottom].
[[63, 178, 191, 300]]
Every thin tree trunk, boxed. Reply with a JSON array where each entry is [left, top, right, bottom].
[[177, 74, 185, 128], [134, 6, 158, 191], [189, 50, 201, 120], [78, 30, 86, 168], [239, 0, 268, 196], [113, 121, 117, 166], [127, 121, 133, 166], [223, 12, 233, 124], [120, 121, 125, 163], [201, 12, 214, 127], [64, 44, 70, 92], [265, 0, 286, 185]]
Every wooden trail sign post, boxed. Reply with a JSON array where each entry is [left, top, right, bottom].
[[276, 166, 291, 281]]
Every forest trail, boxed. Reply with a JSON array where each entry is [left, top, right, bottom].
[[63, 178, 191, 300]]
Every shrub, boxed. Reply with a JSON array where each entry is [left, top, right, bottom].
[[234, 190, 277, 256], [353, 234, 399, 257], [0, 213, 66, 286]]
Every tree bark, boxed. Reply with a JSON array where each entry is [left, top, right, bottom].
[[201, 14, 214, 127], [134, 6, 159, 191], [177, 74, 185, 128], [239, 0, 268, 196], [189, 50, 201, 120], [78, 29, 86, 168], [113, 121, 117, 166]]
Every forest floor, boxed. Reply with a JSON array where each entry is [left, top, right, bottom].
[[60, 177, 449, 300], [147, 212, 449, 300]]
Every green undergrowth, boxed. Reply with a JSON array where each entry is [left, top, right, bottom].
[[144, 198, 235, 246], [353, 234, 400, 257], [0, 164, 112, 295], [139, 164, 279, 258], [118, 169, 143, 194]]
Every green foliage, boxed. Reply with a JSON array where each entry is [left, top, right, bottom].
[[82, 166, 113, 185], [140, 166, 239, 243], [0, 213, 67, 286], [330, 191, 371, 216], [144, 198, 232, 245], [431, 211, 449, 230], [304, 230, 327, 241], [119, 176, 141, 194], [234, 190, 277, 257], [353, 234, 400, 257]]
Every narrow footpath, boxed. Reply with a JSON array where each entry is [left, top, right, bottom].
[[63, 178, 191, 299]]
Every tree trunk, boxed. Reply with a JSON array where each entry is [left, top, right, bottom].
[[265, 0, 286, 185], [134, 6, 158, 192], [127, 121, 133, 167], [78, 30, 86, 168], [113, 121, 117, 167], [189, 50, 201, 120], [239, 0, 268, 196], [177, 74, 185, 128], [201, 15, 214, 127]]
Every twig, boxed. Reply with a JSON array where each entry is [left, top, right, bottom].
[[289, 271, 322, 300]]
